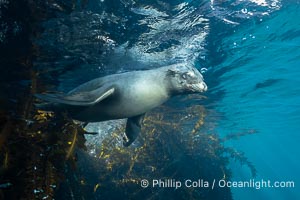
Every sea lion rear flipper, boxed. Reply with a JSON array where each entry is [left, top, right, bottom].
[[35, 84, 115, 106], [123, 114, 145, 147]]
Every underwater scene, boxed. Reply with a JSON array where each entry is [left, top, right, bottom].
[[0, 0, 299, 199]]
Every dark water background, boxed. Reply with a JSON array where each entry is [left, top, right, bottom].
[[1, 0, 299, 199]]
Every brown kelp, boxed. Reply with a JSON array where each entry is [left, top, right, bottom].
[[0, 1, 88, 199], [55, 104, 256, 200]]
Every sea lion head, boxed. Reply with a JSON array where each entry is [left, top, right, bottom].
[[166, 64, 207, 94]]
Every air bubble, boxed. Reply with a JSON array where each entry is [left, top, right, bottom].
[[271, 2, 277, 7], [200, 68, 208, 74], [241, 8, 248, 14]]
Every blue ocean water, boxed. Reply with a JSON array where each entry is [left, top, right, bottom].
[[207, 2, 300, 199], [30, 0, 300, 199]]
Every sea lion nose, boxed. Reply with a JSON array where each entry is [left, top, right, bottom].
[[201, 82, 208, 92], [203, 82, 207, 91], [193, 81, 207, 92]]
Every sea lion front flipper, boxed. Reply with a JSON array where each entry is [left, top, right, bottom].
[[35, 84, 115, 106], [123, 114, 145, 147]]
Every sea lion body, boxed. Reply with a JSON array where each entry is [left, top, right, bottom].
[[36, 64, 207, 146], [70, 69, 170, 122]]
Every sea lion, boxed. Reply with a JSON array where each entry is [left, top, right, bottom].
[[35, 63, 207, 146]]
